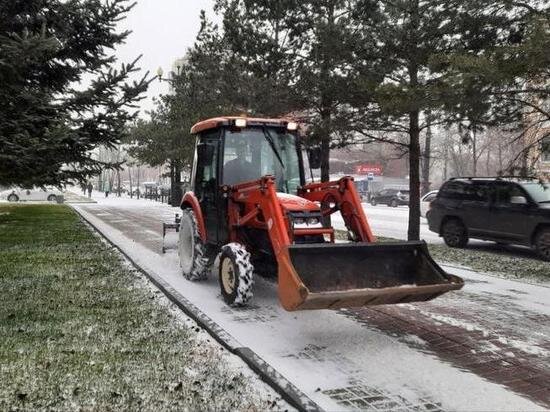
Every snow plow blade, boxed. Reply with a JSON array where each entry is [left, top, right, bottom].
[[277, 241, 464, 311]]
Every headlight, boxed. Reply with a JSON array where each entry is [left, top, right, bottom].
[[294, 218, 305, 225], [306, 217, 320, 225]]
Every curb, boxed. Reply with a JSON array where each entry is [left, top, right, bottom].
[[72, 205, 321, 412]]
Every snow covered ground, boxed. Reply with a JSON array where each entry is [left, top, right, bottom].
[[71, 193, 550, 411]]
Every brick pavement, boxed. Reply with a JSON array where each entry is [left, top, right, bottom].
[[346, 294, 550, 407]]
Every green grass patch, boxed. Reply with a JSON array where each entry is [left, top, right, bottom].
[[335, 229, 549, 282], [0, 205, 279, 410]]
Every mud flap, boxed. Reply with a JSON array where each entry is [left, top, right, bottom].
[[277, 241, 464, 311]]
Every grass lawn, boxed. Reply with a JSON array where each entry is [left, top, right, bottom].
[[335, 230, 549, 282], [0, 204, 280, 411]]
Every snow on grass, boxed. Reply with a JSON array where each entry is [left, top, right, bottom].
[[0, 204, 288, 411]]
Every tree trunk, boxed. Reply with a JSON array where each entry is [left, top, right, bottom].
[[407, 0, 421, 241], [136, 166, 141, 199], [421, 114, 432, 195], [320, 135, 330, 182], [128, 167, 133, 198], [408, 110, 421, 241], [117, 169, 121, 197], [170, 160, 183, 207], [472, 128, 477, 176]]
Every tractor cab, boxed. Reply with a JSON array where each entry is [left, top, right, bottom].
[[189, 117, 316, 245]]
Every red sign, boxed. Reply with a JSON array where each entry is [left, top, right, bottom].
[[355, 164, 383, 175]]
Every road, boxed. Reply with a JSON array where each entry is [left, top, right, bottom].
[[332, 203, 442, 242], [73, 195, 550, 411]]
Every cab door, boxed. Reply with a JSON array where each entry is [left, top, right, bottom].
[[458, 182, 492, 235], [490, 182, 533, 242], [193, 130, 220, 244]]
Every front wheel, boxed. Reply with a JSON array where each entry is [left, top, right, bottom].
[[7, 194, 19, 202], [442, 219, 468, 248], [47, 194, 57, 202], [218, 243, 254, 307], [370, 199, 377, 206], [178, 209, 209, 281], [534, 228, 550, 262], [390, 199, 398, 207]]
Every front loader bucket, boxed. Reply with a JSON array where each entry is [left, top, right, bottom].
[[277, 241, 464, 311]]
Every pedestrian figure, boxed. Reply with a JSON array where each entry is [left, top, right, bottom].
[[81, 183, 86, 195], [87, 182, 93, 198], [104, 181, 110, 198]]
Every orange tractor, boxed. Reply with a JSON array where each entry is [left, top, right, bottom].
[[177, 116, 463, 311]]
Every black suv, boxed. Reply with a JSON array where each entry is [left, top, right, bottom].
[[427, 177, 550, 261], [370, 188, 409, 207]]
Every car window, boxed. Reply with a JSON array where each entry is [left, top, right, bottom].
[[521, 182, 550, 203], [493, 183, 526, 204], [440, 181, 489, 201]]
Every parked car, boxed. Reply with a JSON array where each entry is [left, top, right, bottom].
[[0, 187, 62, 202], [427, 177, 550, 261], [370, 188, 409, 207], [420, 190, 439, 218]]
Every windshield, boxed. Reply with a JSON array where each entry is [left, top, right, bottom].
[[521, 182, 550, 203], [222, 127, 301, 193]]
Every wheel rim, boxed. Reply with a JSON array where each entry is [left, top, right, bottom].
[[8, 195, 16, 202], [221, 258, 235, 294], [538, 232, 550, 258], [178, 217, 194, 273], [48, 195, 56, 202]]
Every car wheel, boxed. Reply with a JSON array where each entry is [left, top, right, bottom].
[[390, 199, 398, 208], [370, 199, 377, 206], [47, 194, 57, 202], [7, 194, 19, 202], [534, 228, 550, 262], [218, 243, 254, 307], [442, 218, 468, 248], [178, 209, 209, 281]]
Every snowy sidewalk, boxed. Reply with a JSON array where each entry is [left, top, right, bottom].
[[73, 195, 550, 411]]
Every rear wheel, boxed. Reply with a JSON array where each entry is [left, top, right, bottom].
[[390, 199, 398, 207], [370, 199, 377, 206], [218, 243, 254, 307], [442, 218, 468, 248], [534, 228, 550, 262], [47, 194, 57, 202], [7, 194, 18, 202], [178, 209, 209, 281]]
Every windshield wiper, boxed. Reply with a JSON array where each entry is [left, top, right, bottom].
[[262, 127, 285, 170]]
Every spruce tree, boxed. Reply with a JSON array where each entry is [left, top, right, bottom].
[[0, 0, 149, 187]]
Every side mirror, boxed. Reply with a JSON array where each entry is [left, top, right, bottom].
[[510, 196, 528, 205], [197, 143, 215, 164], [307, 147, 322, 169]]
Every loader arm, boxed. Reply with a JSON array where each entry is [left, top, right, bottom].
[[227, 175, 310, 309], [298, 176, 375, 242]]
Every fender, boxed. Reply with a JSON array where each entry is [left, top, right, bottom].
[[180, 192, 207, 242]]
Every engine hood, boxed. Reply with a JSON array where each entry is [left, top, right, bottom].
[[276, 193, 319, 212]]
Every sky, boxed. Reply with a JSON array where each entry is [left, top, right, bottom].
[[114, 0, 216, 116]]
